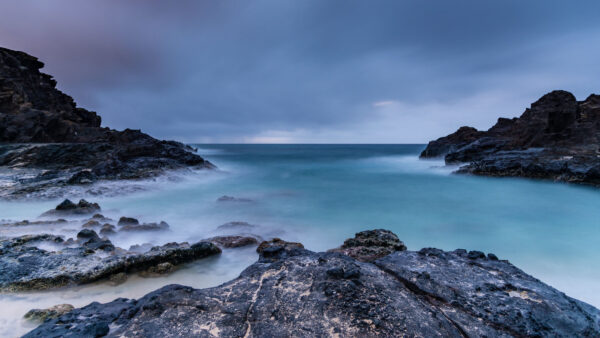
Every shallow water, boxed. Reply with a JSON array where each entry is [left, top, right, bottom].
[[1, 144, 599, 336]]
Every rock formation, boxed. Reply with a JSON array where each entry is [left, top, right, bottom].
[[421, 90, 600, 185], [0, 233, 221, 291], [0, 47, 213, 198], [25, 230, 600, 337]]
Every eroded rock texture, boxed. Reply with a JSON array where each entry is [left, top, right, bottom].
[[421, 90, 600, 185], [0, 233, 221, 291], [0, 47, 213, 198], [26, 230, 600, 337]]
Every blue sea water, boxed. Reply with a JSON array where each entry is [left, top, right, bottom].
[[0, 144, 599, 333]]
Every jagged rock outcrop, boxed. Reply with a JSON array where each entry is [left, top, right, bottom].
[[328, 229, 407, 262], [421, 90, 600, 185], [25, 230, 600, 337], [0, 47, 213, 198], [0, 233, 221, 291]]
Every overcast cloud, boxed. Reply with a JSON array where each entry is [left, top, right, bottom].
[[1, 0, 599, 143]]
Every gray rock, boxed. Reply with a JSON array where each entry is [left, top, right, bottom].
[[25, 231, 600, 337], [207, 235, 259, 248], [328, 229, 407, 262], [0, 235, 221, 291]]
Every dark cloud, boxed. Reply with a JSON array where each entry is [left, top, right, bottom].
[[1, 0, 599, 142]]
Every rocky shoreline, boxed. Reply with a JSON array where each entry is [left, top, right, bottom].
[[0, 199, 262, 292], [421, 90, 600, 186], [0, 47, 213, 199], [24, 229, 600, 337]]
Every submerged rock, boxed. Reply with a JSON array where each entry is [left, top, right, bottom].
[[217, 195, 253, 203], [328, 229, 407, 262], [40, 199, 100, 217], [0, 235, 221, 291], [25, 230, 600, 337], [421, 90, 600, 186], [24, 304, 74, 322], [216, 221, 257, 231]]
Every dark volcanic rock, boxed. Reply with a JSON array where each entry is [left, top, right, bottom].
[[25, 230, 600, 337], [0, 235, 221, 291], [117, 217, 139, 226], [328, 229, 407, 262], [207, 235, 259, 248], [119, 221, 169, 232], [0, 47, 213, 198], [421, 90, 600, 185], [40, 199, 100, 217]]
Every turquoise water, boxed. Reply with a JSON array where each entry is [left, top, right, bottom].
[[1, 144, 599, 311]]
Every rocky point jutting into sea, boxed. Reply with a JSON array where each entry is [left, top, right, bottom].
[[0, 47, 213, 199], [1, 47, 599, 337], [421, 90, 600, 186]]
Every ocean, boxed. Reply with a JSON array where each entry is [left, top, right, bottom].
[[1, 144, 599, 336]]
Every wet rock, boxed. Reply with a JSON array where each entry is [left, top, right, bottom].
[[41, 199, 100, 217], [217, 195, 253, 203], [0, 219, 67, 227], [67, 170, 97, 185], [207, 235, 259, 248], [421, 90, 600, 186], [108, 272, 127, 286], [81, 220, 100, 228], [119, 221, 169, 232], [139, 262, 176, 277], [216, 221, 257, 231], [0, 235, 221, 291], [99, 224, 116, 236], [117, 217, 139, 226], [128, 243, 154, 253], [25, 230, 600, 337], [328, 229, 407, 262], [0, 47, 213, 199], [256, 238, 304, 262], [24, 304, 74, 322]]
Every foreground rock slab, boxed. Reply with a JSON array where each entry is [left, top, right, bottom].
[[0, 233, 221, 291], [421, 90, 600, 186], [26, 230, 600, 337]]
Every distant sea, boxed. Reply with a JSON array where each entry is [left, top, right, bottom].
[[2, 144, 599, 335]]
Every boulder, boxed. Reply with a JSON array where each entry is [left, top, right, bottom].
[[41, 199, 100, 217], [328, 229, 407, 262]]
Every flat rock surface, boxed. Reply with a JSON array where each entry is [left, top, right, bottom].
[[421, 90, 600, 185], [26, 231, 600, 337], [0, 233, 221, 291]]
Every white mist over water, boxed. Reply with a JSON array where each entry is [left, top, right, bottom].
[[1, 144, 600, 336]]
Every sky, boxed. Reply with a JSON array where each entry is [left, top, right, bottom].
[[1, 1, 599, 143]]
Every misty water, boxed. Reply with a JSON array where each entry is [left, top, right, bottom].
[[1, 144, 599, 336]]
